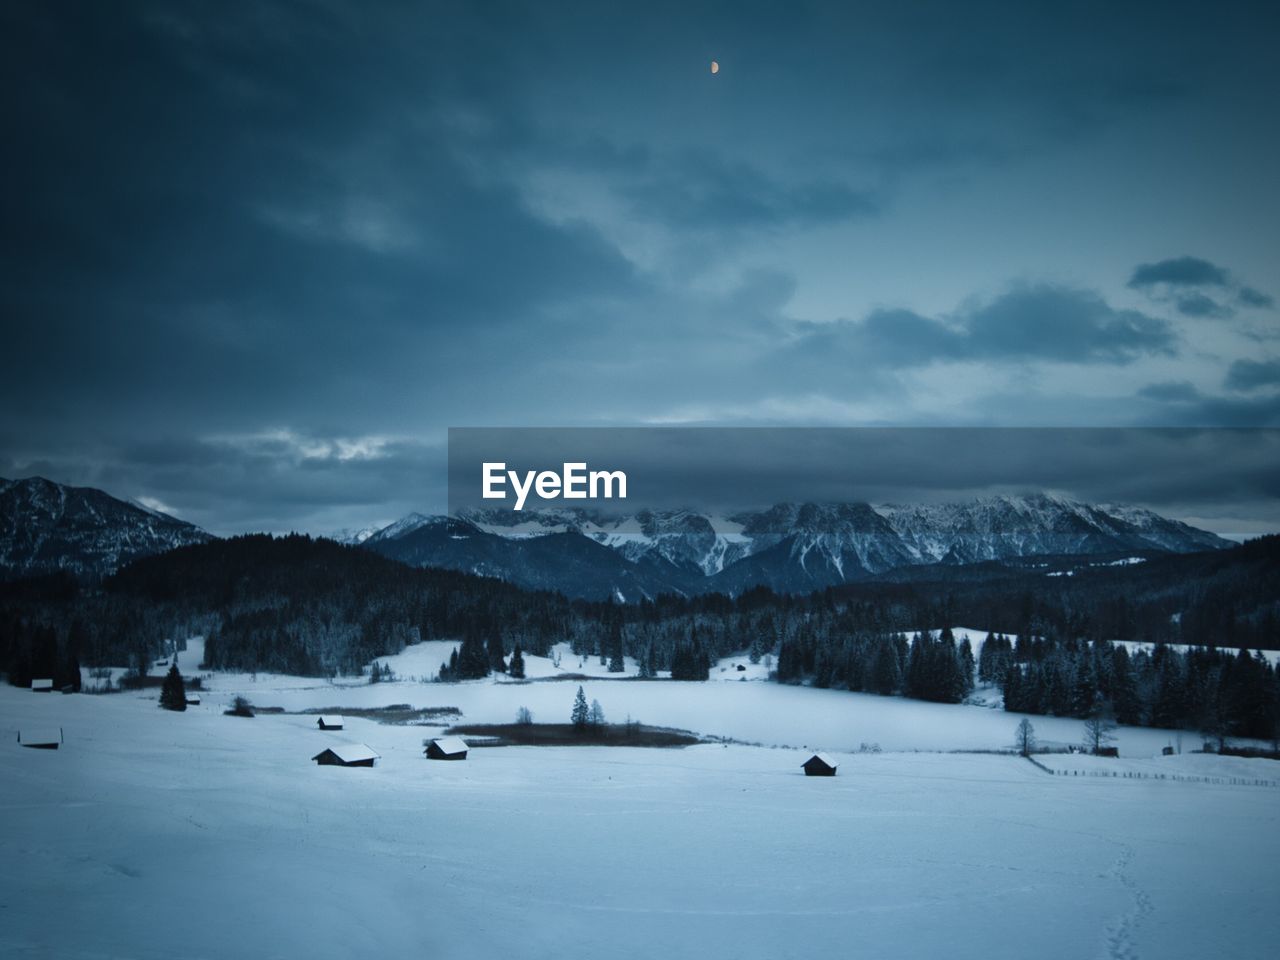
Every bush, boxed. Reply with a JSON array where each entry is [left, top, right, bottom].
[[224, 695, 255, 717]]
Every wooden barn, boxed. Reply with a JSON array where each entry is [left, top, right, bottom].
[[316, 715, 344, 730], [425, 736, 469, 761], [185, 694, 202, 706], [18, 728, 63, 749], [802, 753, 837, 777], [1094, 746, 1120, 758], [312, 744, 379, 767], [30, 678, 53, 692]]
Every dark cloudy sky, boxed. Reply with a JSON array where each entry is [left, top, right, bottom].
[[2, 1, 1278, 535]]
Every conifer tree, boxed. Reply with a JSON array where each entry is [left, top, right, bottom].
[[571, 685, 590, 728], [160, 663, 187, 711], [508, 644, 526, 679], [487, 633, 507, 673], [607, 617, 625, 673]]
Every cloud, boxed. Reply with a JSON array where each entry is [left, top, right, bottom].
[[1239, 286, 1275, 309], [1127, 257, 1271, 319], [789, 284, 1175, 369], [1175, 292, 1232, 319], [1224, 359, 1280, 392], [1128, 256, 1229, 289]]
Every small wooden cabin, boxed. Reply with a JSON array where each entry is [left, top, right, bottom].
[[185, 694, 202, 706], [1162, 746, 1175, 756], [316, 715, 344, 731], [312, 744, 379, 767], [1094, 746, 1120, 758], [802, 753, 837, 777], [18, 728, 63, 749], [30, 678, 54, 693], [425, 736, 469, 761]]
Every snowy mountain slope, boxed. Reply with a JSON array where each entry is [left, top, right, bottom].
[[363, 515, 691, 600], [327, 525, 381, 545], [0, 476, 211, 580], [362, 495, 1233, 598]]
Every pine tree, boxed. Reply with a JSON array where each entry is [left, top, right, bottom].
[[571, 685, 590, 728], [487, 633, 507, 673], [508, 644, 526, 679], [159, 663, 187, 712], [957, 637, 976, 696], [870, 640, 900, 695], [607, 617, 625, 673], [457, 633, 490, 679]]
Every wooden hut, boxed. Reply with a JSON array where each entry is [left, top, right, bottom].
[[30, 678, 54, 692], [802, 753, 837, 777], [316, 715, 344, 730], [1094, 746, 1120, 758], [312, 744, 379, 767], [185, 694, 202, 706], [425, 736, 469, 761], [18, 728, 63, 749]]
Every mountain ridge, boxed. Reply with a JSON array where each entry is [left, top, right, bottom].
[[359, 494, 1234, 600], [0, 475, 212, 580]]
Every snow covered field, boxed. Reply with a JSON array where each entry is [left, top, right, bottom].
[[3, 660, 1279, 960], [182, 636, 1199, 756]]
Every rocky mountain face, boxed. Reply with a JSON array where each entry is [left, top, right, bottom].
[[0, 476, 211, 580], [360, 494, 1235, 600]]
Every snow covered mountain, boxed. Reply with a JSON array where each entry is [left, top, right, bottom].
[[876, 493, 1228, 564], [0, 476, 212, 580], [361, 495, 1234, 599]]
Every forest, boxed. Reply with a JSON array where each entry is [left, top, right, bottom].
[[0, 533, 1276, 742]]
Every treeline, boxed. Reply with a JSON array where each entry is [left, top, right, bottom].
[[775, 626, 976, 703], [992, 632, 1277, 741], [858, 534, 1280, 651], [0, 534, 1276, 744]]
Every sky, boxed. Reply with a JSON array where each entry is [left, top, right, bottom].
[[1, 1, 1278, 535]]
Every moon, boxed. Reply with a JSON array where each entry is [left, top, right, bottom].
[[710, 60, 719, 74]]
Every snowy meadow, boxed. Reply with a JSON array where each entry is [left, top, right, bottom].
[[2, 638, 1278, 960]]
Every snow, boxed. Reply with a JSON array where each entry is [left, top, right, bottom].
[[314, 743, 379, 764], [428, 736, 469, 756], [1112, 639, 1280, 667], [1, 681, 1277, 960], [17, 727, 63, 746], [1034, 751, 1280, 787]]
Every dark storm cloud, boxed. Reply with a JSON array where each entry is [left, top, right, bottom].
[[2, 1, 1278, 531], [788, 285, 1175, 369], [1225, 359, 1280, 392], [1128, 256, 1230, 289]]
